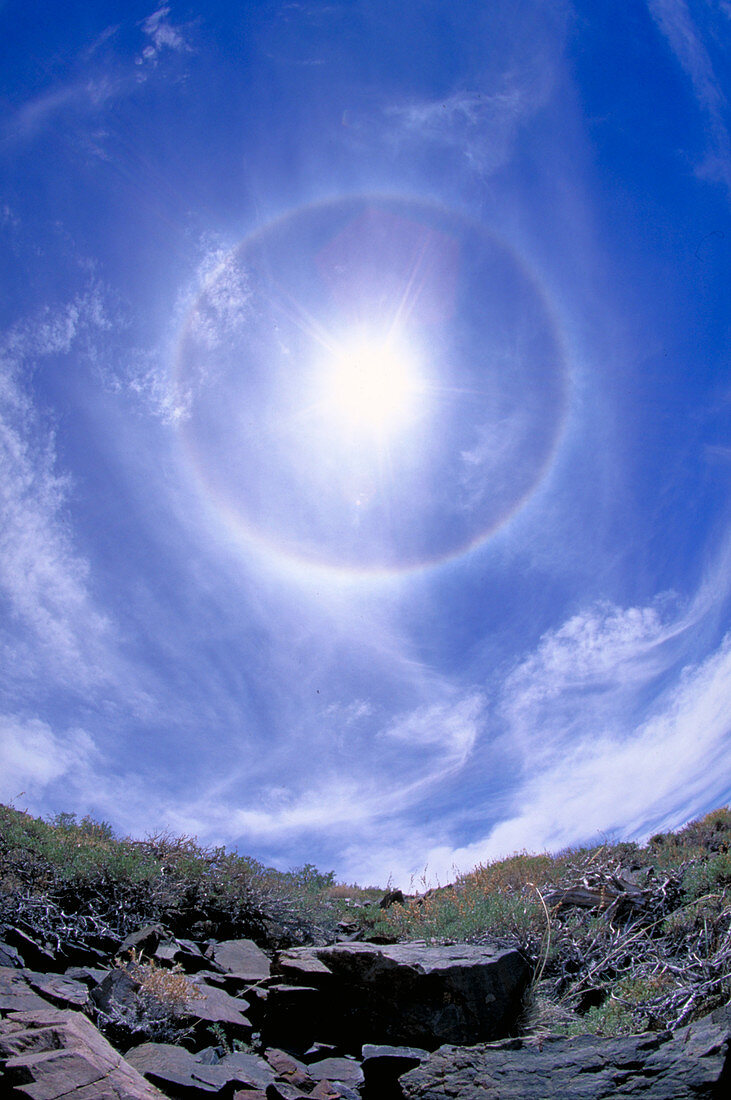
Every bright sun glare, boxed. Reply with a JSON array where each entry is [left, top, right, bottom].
[[322, 332, 420, 436]]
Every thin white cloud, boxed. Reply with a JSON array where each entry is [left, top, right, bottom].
[[5, 78, 121, 143], [0, 294, 112, 681], [384, 51, 556, 177], [109, 237, 250, 424], [647, 0, 731, 190], [335, 624, 731, 890], [324, 699, 375, 725], [380, 693, 483, 769], [138, 6, 192, 66], [111, 686, 485, 862], [0, 715, 99, 805], [446, 631, 731, 872], [186, 248, 253, 350]]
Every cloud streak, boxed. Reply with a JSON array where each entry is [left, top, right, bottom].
[[647, 0, 731, 190], [0, 294, 113, 684]]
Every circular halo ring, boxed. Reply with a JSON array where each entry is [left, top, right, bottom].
[[173, 195, 570, 580]]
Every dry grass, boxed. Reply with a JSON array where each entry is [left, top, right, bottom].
[[122, 949, 203, 1012]]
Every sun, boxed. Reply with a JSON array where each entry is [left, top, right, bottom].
[[321, 331, 421, 436]]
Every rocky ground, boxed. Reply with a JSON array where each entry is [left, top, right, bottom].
[[1, 915, 729, 1099], [1, 804, 730, 1098]]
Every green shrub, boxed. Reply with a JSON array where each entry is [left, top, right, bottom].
[[681, 851, 731, 901]]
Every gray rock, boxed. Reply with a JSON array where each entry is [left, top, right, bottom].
[[124, 1042, 219, 1094], [218, 1049, 277, 1089], [264, 1046, 312, 1089], [301, 1041, 340, 1063], [307, 1056, 364, 1085], [0, 967, 54, 1013], [400, 1006, 731, 1099], [126, 1041, 275, 1094], [266, 1083, 310, 1100], [210, 938, 271, 981], [153, 937, 211, 973], [0, 1007, 164, 1099], [90, 966, 141, 1015], [24, 971, 90, 1009], [117, 925, 169, 959], [0, 940, 25, 968], [379, 890, 405, 909], [3, 928, 56, 971], [265, 1083, 359, 1100], [186, 976, 253, 1036], [362, 1043, 428, 1099], [64, 965, 109, 988], [276, 942, 528, 1050]]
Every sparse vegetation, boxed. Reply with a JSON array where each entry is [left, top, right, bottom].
[[0, 803, 340, 948], [1, 801, 730, 1040], [368, 807, 731, 1037]]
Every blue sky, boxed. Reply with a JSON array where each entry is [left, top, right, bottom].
[[1, 0, 729, 887]]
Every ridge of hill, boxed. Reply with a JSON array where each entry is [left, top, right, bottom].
[[1, 801, 730, 1042]]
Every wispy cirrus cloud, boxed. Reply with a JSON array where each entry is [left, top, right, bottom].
[[0, 292, 113, 683], [0, 715, 100, 808], [5, 8, 193, 145], [385, 82, 547, 175], [334, 611, 731, 888], [468, 630, 730, 863], [4, 78, 121, 144], [380, 693, 483, 774], [647, 0, 731, 190], [138, 6, 193, 67]]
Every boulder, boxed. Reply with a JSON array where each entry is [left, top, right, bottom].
[[306, 1056, 364, 1085], [153, 937, 210, 972], [399, 1006, 731, 1099], [3, 929, 56, 971], [379, 890, 405, 910], [0, 1007, 165, 1099], [64, 966, 109, 988], [90, 967, 141, 1016], [274, 942, 528, 1051], [264, 1047, 312, 1090]]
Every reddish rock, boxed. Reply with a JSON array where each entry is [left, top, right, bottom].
[[187, 977, 253, 1036], [126, 1041, 275, 1094], [0, 1007, 164, 1099], [0, 968, 53, 1014]]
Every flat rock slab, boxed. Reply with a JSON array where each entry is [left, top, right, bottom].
[[400, 1006, 731, 1099], [0, 1007, 165, 1099], [210, 939, 271, 981], [187, 977, 253, 1034], [306, 1057, 364, 1085], [24, 972, 89, 1010], [0, 968, 53, 1014], [276, 942, 528, 1050], [126, 1041, 275, 1094]]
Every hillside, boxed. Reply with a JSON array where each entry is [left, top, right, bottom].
[[1, 803, 730, 1097]]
